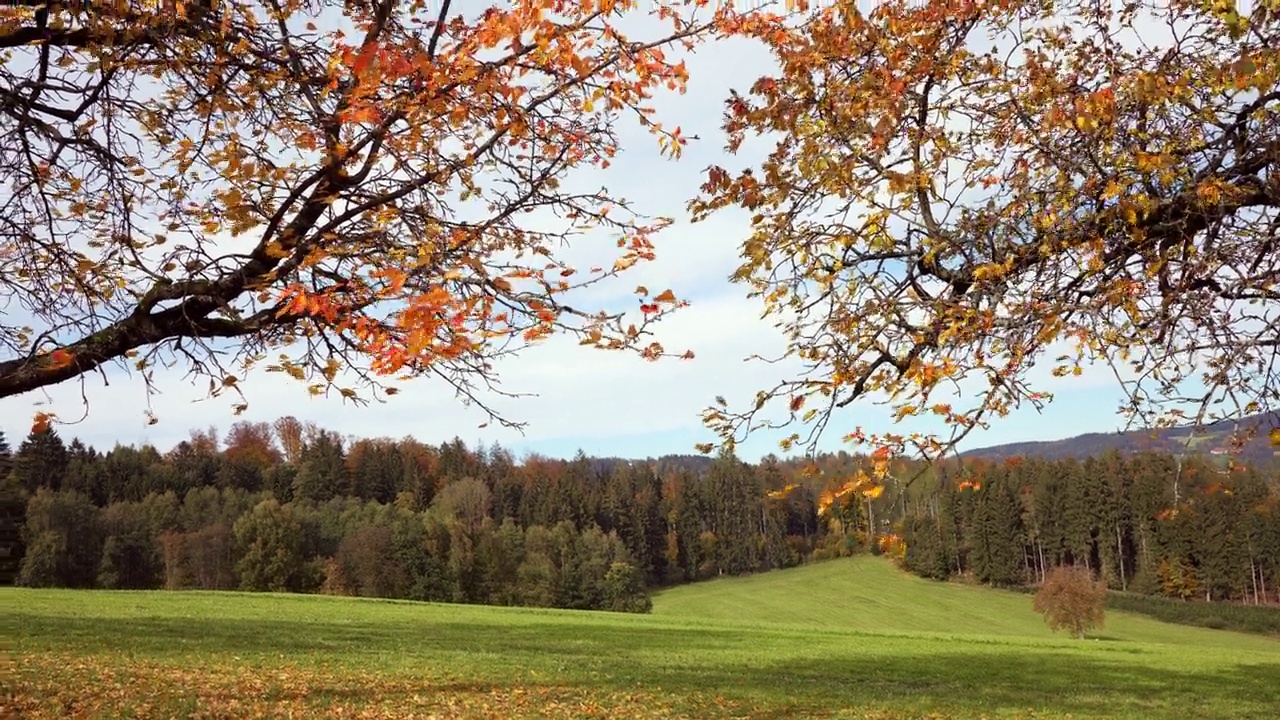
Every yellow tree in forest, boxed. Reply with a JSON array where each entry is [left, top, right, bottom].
[[0, 0, 751, 428], [693, 0, 1279, 459]]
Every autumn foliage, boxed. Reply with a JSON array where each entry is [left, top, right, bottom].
[[693, 0, 1280, 459], [1033, 564, 1108, 639], [0, 0, 742, 428]]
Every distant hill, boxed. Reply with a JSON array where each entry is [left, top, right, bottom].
[[962, 411, 1280, 466]]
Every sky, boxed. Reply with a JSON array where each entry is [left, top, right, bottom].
[[0, 1, 1171, 460]]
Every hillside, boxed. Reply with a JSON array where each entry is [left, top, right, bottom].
[[652, 557, 1277, 647], [962, 410, 1280, 465]]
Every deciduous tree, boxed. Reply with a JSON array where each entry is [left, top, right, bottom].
[[693, 0, 1280, 460], [1033, 564, 1108, 639], [1, 0, 729, 427]]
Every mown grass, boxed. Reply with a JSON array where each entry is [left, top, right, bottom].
[[654, 558, 1280, 641], [4, 557, 1278, 719]]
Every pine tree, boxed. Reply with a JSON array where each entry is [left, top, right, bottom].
[[0, 431, 11, 478], [13, 427, 69, 494], [974, 472, 1025, 586], [0, 431, 21, 584], [293, 430, 347, 502]]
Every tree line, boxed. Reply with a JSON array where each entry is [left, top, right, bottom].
[[3, 419, 1278, 611], [0, 419, 840, 610], [900, 451, 1280, 605]]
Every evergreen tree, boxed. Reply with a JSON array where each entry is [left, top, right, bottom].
[[707, 450, 760, 575], [0, 430, 21, 584], [0, 430, 11, 477], [292, 430, 347, 502], [13, 427, 69, 494], [973, 472, 1025, 586]]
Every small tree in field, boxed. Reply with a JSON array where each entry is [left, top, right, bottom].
[[1034, 565, 1108, 640]]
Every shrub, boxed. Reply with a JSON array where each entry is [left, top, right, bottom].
[[1105, 592, 1280, 636]]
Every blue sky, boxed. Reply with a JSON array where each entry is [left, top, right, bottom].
[[0, 3, 1167, 461]]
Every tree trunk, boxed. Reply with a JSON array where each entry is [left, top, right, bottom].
[[1115, 523, 1127, 592], [866, 497, 875, 547], [1038, 541, 1047, 584], [1139, 523, 1150, 572], [1248, 545, 1259, 605]]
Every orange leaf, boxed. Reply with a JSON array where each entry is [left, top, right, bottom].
[[46, 348, 76, 370]]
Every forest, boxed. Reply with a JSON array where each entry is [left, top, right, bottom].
[[3, 417, 1278, 611]]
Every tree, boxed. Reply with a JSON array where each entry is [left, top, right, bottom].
[[0, 430, 11, 478], [17, 488, 101, 588], [97, 501, 165, 589], [692, 1, 1280, 460], [972, 473, 1025, 586], [335, 523, 407, 598], [233, 498, 307, 592], [273, 417, 308, 465], [292, 429, 346, 502], [12, 427, 68, 494], [0, 0, 737, 427], [223, 422, 282, 474], [1033, 564, 1109, 640], [0, 431, 21, 583], [431, 476, 491, 533]]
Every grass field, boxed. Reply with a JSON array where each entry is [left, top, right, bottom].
[[5, 558, 1278, 719]]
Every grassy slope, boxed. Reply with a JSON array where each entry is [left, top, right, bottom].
[[654, 557, 1259, 645], [4, 558, 1279, 719]]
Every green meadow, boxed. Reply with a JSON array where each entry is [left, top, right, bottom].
[[5, 558, 1278, 719]]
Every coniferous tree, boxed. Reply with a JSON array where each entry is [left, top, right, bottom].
[[0, 431, 11, 478], [293, 430, 347, 502], [13, 427, 68, 495], [973, 472, 1025, 587], [706, 450, 761, 574], [0, 431, 21, 584]]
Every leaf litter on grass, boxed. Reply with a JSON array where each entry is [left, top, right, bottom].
[[6, 652, 734, 720]]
